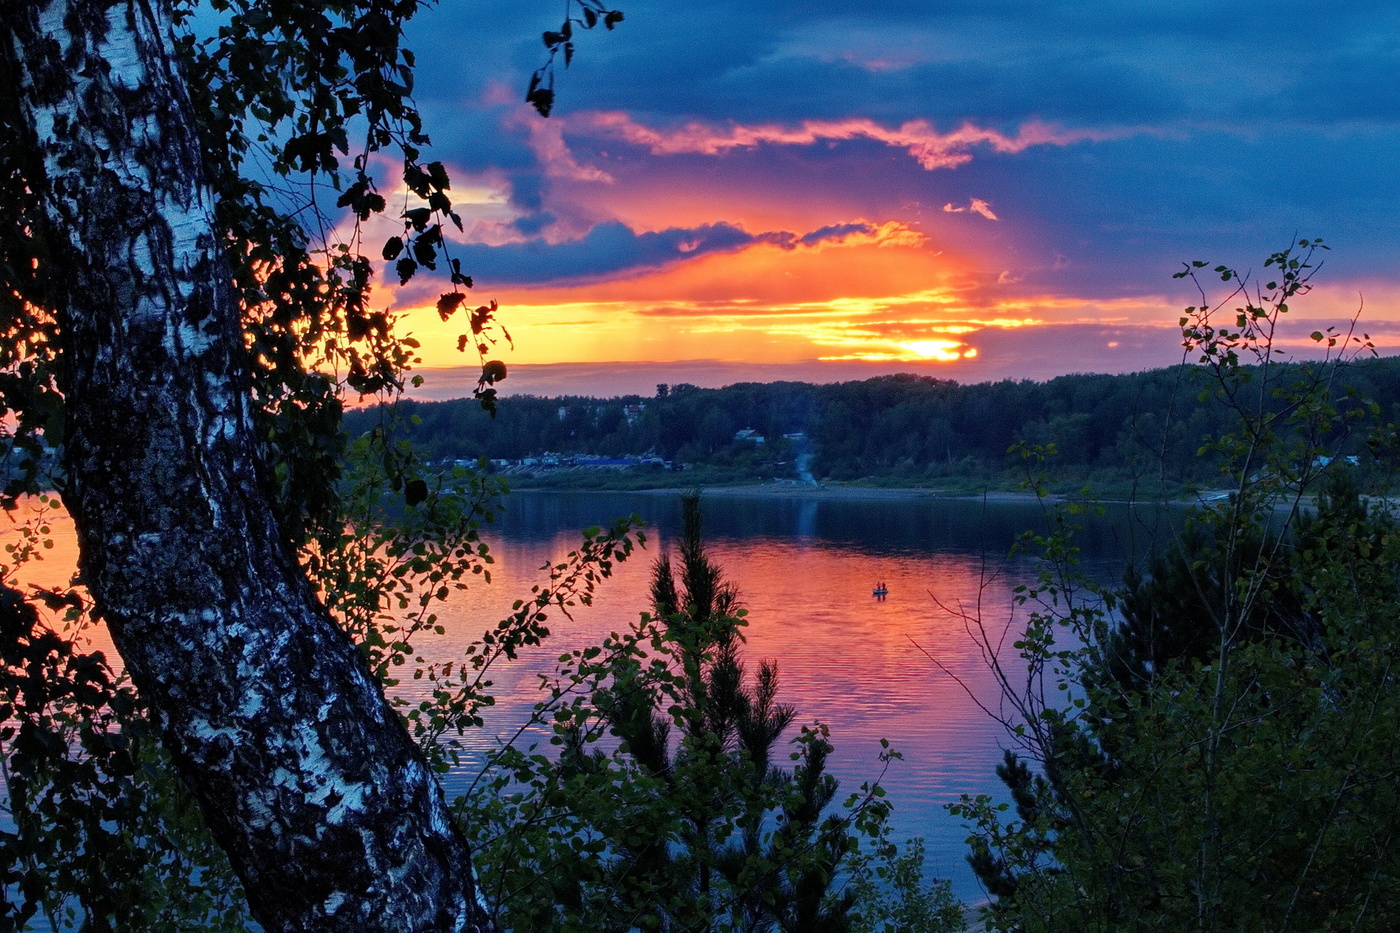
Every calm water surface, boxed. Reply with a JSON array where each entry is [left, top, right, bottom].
[[10, 489, 1175, 904], [423, 489, 1170, 902]]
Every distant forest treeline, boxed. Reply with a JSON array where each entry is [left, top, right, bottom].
[[345, 358, 1400, 490]]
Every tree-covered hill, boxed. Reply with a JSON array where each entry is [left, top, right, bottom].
[[347, 356, 1400, 490]]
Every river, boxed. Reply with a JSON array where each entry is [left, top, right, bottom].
[[422, 487, 1170, 902], [5, 486, 1177, 906]]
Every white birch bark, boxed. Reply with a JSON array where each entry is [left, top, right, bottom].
[[3, 2, 491, 929]]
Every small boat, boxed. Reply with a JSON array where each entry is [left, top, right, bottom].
[[872, 585, 888, 599]]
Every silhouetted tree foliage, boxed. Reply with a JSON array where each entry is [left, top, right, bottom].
[[955, 242, 1400, 933], [354, 358, 1400, 488], [466, 497, 965, 933], [1, 0, 621, 928]]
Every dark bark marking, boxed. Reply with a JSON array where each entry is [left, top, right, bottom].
[[7, 2, 493, 929]]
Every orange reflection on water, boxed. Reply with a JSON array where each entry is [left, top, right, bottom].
[[416, 519, 1043, 899], [5, 495, 1041, 899]]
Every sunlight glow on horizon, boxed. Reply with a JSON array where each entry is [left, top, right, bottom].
[[378, 173, 1400, 381], [903, 339, 978, 361], [397, 283, 1172, 370]]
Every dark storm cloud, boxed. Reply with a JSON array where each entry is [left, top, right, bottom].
[[799, 223, 876, 247], [393, 0, 1400, 135], [383, 0, 1400, 341], [451, 220, 873, 287], [400, 0, 1400, 167]]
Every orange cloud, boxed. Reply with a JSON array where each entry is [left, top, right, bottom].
[[942, 198, 999, 220], [570, 112, 1124, 171], [508, 232, 973, 306], [510, 109, 615, 183], [396, 229, 1193, 373]]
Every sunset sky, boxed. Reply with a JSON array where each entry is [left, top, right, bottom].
[[374, 0, 1400, 397]]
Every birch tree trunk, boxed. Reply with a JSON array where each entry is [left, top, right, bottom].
[[4, 2, 491, 930]]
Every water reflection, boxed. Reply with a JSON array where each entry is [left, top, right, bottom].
[[430, 489, 1160, 901], [795, 499, 818, 541], [7, 489, 1169, 903]]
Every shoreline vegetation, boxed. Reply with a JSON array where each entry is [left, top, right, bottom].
[[354, 358, 1400, 505], [499, 478, 1236, 508]]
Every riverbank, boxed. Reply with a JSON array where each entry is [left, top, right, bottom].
[[498, 464, 1205, 503], [634, 482, 1042, 504], [510, 478, 1246, 508]]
